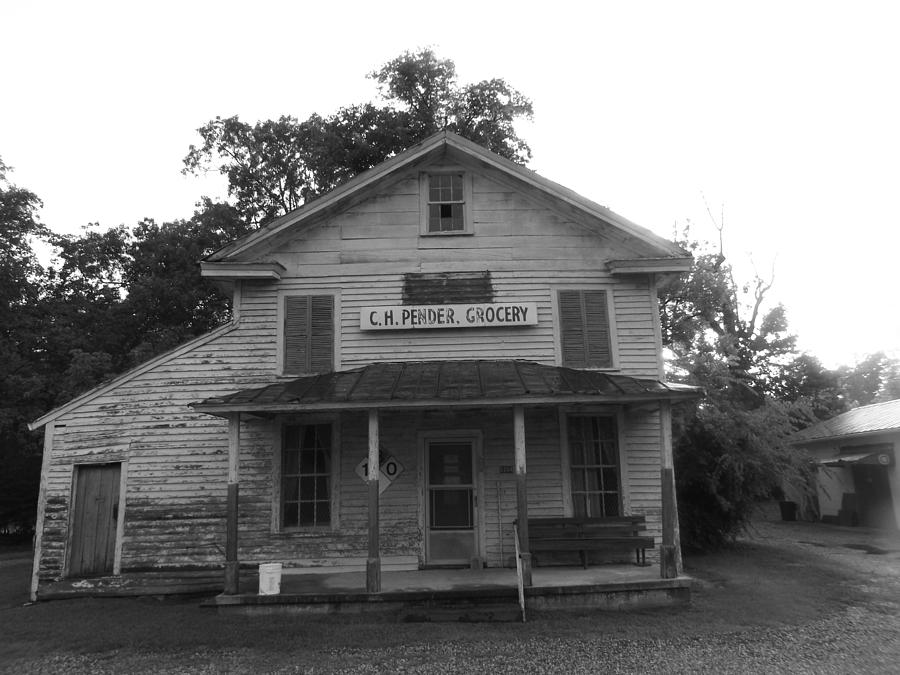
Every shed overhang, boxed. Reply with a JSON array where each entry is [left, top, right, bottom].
[[190, 360, 702, 417], [815, 448, 895, 467]]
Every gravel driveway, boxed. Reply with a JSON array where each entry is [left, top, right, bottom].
[[3, 513, 900, 673]]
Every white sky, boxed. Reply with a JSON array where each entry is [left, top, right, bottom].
[[3, 0, 898, 368]]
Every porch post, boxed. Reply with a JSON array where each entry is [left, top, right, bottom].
[[366, 409, 381, 592], [513, 405, 533, 587], [659, 400, 683, 578], [224, 413, 240, 594]]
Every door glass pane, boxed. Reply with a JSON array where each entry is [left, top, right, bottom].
[[428, 443, 472, 485], [431, 489, 473, 529]]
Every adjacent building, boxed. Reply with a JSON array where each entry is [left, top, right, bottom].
[[793, 399, 900, 530]]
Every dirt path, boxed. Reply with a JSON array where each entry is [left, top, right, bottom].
[[2, 518, 899, 673]]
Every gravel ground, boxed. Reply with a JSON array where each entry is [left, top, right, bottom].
[[3, 514, 900, 673]]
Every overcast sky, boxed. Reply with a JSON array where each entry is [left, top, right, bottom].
[[3, 1, 897, 368]]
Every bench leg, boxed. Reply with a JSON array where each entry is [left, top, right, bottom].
[[580, 550, 587, 569]]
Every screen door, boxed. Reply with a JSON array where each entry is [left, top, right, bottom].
[[425, 440, 477, 564]]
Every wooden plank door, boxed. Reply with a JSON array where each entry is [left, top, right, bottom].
[[68, 463, 121, 577], [425, 440, 477, 565]]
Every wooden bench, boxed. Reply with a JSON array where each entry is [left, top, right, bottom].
[[521, 516, 655, 567]]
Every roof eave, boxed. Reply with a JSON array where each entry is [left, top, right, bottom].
[[608, 257, 694, 275], [200, 261, 286, 280], [191, 389, 702, 417], [793, 427, 900, 446]]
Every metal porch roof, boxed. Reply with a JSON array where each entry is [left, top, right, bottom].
[[191, 360, 701, 415]]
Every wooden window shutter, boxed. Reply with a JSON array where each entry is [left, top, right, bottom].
[[284, 295, 334, 374], [559, 290, 612, 368]]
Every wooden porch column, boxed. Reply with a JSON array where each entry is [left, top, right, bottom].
[[224, 413, 240, 594], [513, 405, 533, 587], [366, 409, 381, 592], [659, 400, 683, 578]]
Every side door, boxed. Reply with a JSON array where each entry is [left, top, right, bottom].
[[68, 463, 122, 577]]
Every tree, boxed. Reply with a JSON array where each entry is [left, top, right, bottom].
[[661, 226, 811, 548], [0, 158, 48, 534], [837, 351, 900, 407], [183, 49, 533, 225], [770, 352, 847, 421], [42, 200, 249, 388]]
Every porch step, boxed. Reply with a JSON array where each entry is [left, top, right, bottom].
[[400, 602, 523, 623]]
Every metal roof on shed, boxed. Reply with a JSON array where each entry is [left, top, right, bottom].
[[793, 398, 900, 445], [191, 360, 701, 415]]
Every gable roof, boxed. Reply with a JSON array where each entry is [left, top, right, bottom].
[[204, 131, 689, 266], [793, 399, 900, 445]]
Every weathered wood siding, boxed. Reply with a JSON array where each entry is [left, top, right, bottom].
[[36, 159, 669, 592], [242, 170, 663, 377], [37, 326, 274, 582]]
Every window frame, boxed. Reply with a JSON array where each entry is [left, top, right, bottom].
[[552, 286, 619, 370], [276, 290, 340, 377], [419, 172, 474, 236], [273, 416, 339, 533], [558, 409, 627, 518]]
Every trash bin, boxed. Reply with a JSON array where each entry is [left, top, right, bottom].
[[779, 500, 797, 521]]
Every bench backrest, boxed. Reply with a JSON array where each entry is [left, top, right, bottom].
[[525, 515, 647, 539]]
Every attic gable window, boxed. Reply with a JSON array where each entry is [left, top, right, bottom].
[[422, 173, 472, 234]]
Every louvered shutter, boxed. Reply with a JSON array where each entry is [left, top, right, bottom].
[[284, 295, 334, 374], [583, 290, 611, 367], [559, 290, 587, 366], [309, 295, 334, 373], [558, 290, 612, 368]]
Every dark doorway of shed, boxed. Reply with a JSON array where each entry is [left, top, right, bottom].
[[851, 465, 897, 530], [426, 440, 477, 565], [68, 463, 121, 577]]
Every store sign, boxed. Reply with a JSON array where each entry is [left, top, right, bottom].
[[361, 302, 538, 330]]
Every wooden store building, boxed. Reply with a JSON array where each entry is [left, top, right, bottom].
[[28, 132, 700, 609]]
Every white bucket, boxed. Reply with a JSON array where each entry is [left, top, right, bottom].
[[258, 562, 282, 595]]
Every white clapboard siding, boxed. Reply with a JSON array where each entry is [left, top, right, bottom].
[[36, 157, 673, 587]]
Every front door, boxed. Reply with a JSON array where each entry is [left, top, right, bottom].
[[68, 463, 121, 577], [425, 440, 477, 565]]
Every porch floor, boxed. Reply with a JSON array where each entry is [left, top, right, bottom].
[[208, 564, 693, 616]]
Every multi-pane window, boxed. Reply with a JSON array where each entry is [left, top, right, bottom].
[[281, 423, 331, 528], [568, 415, 620, 517], [558, 290, 613, 368], [283, 295, 334, 374], [427, 174, 465, 232]]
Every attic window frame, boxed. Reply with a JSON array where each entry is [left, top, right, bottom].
[[420, 172, 474, 236]]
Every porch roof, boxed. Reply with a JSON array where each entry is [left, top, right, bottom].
[[191, 360, 701, 416]]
